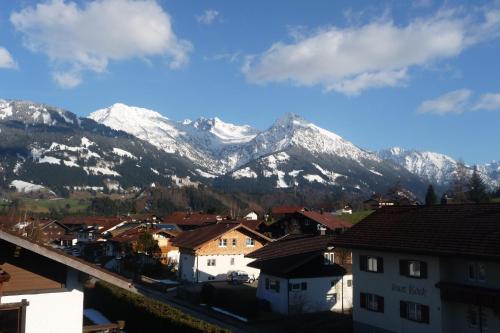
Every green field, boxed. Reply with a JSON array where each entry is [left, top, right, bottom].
[[22, 197, 89, 214], [341, 210, 374, 224]]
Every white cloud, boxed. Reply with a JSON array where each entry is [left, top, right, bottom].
[[473, 93, 500, 111], [418, 89, 472, 114], [11, 0, 192, 87], [0, 47, 17, 69], [196, 9, 219, 25], [242, 7, 500, 95]]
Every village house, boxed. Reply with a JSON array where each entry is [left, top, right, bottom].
[[0, 228, 131, 333], [174, 222, 271, 283], [247, 234, 353, 315], [263, 209, 351, 238], [243, 211, 259, 220], [335, 204, 500, 333]]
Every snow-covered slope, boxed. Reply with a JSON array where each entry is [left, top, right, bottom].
[[89, 103, 259, 174], [0, 99, 78, 126], [377, 147, 499, 188]]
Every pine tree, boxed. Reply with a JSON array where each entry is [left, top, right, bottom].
[[469, 166, 489, 203], [425, 185, 437, 205], [451, 159, 470, 203]]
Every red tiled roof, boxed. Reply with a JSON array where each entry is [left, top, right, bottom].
[[271, 206, 306, 215], [299, 211, 351, 230], [163, 212, 221, 226], [173, 222, 271, 250], [334, 204, 500, 260]]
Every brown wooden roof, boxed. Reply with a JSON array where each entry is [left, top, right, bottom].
[[172, 222, 271, 250], [298, 211, 351, 230], [0, 228, 134, 291], [334, 204, 500, 260], [246, 234, 335, 260], [163, 212, 221, 226], [271, 206, 306, 215]]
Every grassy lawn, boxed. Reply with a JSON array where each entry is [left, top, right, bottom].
[[22, 197, 89, 213], [85, 282, 230, 333], [341, 210, 374, 224]]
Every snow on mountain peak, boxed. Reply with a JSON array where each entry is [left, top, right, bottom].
[[188, 116, 258, 144]]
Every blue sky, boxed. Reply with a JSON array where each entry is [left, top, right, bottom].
[[1, 0, 500, 164]]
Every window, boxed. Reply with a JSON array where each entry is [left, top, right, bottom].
[[326, 293, 337, 303], [360, 293, 384, 313], [400, 260, 428, 279], [230, 257, 235, 265], [207, 259, 216, 266], [232, 239, 237, 247], [360, 255, 383, 273], [347, 279, 352, 287], [324, 252, 335, 265], [468, 306, 488, 329], [208, 276, 215, 281], [246, 238, 255, 247], [219, 239, 227, 247], [469, 262, 486, 282], [266, 278, 280, 293], [400, 301, 430, 324], [0, 300, 28, 333]]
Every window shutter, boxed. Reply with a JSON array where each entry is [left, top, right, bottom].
[[378, 257, 384, 273], [360, 255, 368, 271], [399, 260, 408, 276], [400, 301, 408, 318], [301, 282, 307, 290], [377, 295, 384, 313], [265, 278, 269, 290], [421, 305, 430, 324], [421, 261, 428, 279], [360, 293, 367, 308]]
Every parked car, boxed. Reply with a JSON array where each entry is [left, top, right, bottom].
[[227, 270, 254, 284]]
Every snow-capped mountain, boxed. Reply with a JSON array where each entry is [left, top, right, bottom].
[[377, 147, 499, 189], [0, 100, 202, 195], [89, 103, 259, 174]]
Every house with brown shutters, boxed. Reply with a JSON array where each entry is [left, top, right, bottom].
[[334, 203, 500, 333], [173, 222, 271, 283], [0, 228, 132, 333], [263, 209, 351, 238], [246, 234, 353, 315]]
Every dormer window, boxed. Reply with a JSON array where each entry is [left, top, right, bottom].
[[324, 252, 335, 265]]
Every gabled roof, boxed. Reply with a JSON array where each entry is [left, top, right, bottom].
[[334, 204, 500, 260], [238, 219, 265, 231], [0, 228, 134, 291], [173, 222, 271, 250], [247, 234, 334, 260], [60, 216, 127, 232], [298, 211, 351, 230], [163, 212, 221, 226], [246, 234, 346, 278]]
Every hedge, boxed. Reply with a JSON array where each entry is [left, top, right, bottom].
[[85, 282, 231, 333]]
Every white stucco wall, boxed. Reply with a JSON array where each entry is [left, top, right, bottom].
[[352, 250, 443, 333], [256, 273, 353, 315], [178, 253, 259, 283]]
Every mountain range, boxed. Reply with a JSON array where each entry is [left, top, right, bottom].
[[0, 99, 497, 199]]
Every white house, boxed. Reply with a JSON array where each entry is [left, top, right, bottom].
[[247, 234, 353, 315], [335, 204, 500, 333], [0, 229, 133, 333], [173, 222, 271, 283], [243, 211, 259, 221]]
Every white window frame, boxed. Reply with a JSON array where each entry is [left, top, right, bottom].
[[367, 257, 378, 272], [219, 238, 227, 248], [468, 262, 486, 282], [324, 252, 335, 265], [407, 302, 422, 322], [246, 237, 255, 247], [366, 294, 379, 311], [408, 261, 421, 278]]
